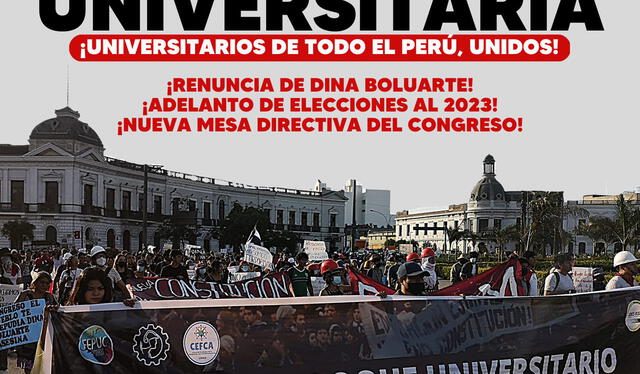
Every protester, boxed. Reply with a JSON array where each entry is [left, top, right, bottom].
[[19, 251, 33, 288], [406, 252, 420, 263], [544, 253, 576, 295], [134, 259, 152, 278], [319, 260, 345, 296], [89, 246, 133, 301], [57, 254, 82, 305], [395, 262, 428, 296], [420, 248, 438, 293], [386, 254, 402, 290], [160, 250, 189, 280], [33, 250, 54, 274], [449, 255, 468, 284], [77, 249, 89, 269], [365, 255, 385, 285], [592, 268, 606, 291], [0, 248, 23, 286], [460, 251, 479, 280], [606, 251, 640, 289], [15, 272, 58, 373], [287, 252, 313, 297], [67, 267, 135, 307], [520, 251, 538, 296]]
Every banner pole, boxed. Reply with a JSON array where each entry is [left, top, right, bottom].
[[42, 318, 54, 374]]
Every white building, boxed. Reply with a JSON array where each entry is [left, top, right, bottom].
[[0, 107, 347, 252], [396, 155, 639, 256], [343, 180, 393, 228], [396, 155, 551, 254]]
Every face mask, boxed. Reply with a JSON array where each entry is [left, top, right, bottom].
[[137, 266, 145, 272], [332, 276, 342, 285], [96, 257, 107, 267], [241, 266, 250, 272], [198, 268, 207, 274], [406, 282, 425, 295], [470, 258, 477, 263]]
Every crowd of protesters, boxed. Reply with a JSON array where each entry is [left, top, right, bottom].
[[0, 243, 638, 372]]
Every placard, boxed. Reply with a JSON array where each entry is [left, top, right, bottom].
[[303, 240, 329, 261], [243, 243, 273, 269], [572, 267, 594, 293]]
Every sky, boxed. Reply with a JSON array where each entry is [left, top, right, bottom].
[[1, 0, 638, 213]]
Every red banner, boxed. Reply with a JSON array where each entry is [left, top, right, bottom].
[[346, 267, 396, 295], [431, 258, 526, 296]]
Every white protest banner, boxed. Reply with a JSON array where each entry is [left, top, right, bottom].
[[310, 277, 326, 296], [399, 244, 413, 254], [243, 243, 273, 269], [572, 267, 593, 293], [0, 284, 22, 306], [303, 240, 328, 261], [229, 271, 261, 282], [184, 244, 204, 257]]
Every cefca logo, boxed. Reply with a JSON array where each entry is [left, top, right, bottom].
[[625, 300, 640, 332], [78, 325, 114, 365], [183, 321, 220, 366]]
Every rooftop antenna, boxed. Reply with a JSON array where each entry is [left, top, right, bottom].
[[66, 65, 70, 107]]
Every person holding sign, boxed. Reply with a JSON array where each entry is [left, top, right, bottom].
[[15, 272, 57, 373], [606, 251, 640, 290]]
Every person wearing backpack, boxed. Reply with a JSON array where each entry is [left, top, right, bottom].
[[543, 253, 575, 295]]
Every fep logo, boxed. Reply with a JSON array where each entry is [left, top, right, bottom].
[[183, 321, 220, 366], [625, 300, 640, 332], [78, 325, 114, 365], [132, 324, 170, 366]]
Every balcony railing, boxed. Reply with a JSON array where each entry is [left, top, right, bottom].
[[37, 203, 60, 213], [104, 209, 118, 218], [81, 205, 103, 216]]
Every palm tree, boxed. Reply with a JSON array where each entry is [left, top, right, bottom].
[[446, 227, 463, 255], [579, 194, 640, 253], [462, 230, 479, 253]]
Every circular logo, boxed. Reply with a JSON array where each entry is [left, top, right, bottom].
[[132, 323, 170, 366], [78, 325, 114, 365], [626, 300, 640, 332], [183, 321, 220, 366]]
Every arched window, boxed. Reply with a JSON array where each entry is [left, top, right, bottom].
[[107, 229, 116, 248], [218, 201, 226, 220], [45, 226, 57, 244]]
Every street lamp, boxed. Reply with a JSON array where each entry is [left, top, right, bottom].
[[369, 209, 392, 228]]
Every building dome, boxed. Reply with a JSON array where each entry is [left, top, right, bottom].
[[470, 154, 506, 202], [29, 107, 103, 148]]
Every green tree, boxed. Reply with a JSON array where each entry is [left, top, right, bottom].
[[1, 219, 35, 249], [577, 194, 640, 253], [217, 203, 300, 253], [574, 216, 616, 255], [446, 227, 464, 255], [482, 225, 520, 259], [156, 217, 199, 249]]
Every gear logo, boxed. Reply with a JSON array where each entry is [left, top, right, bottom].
[[132, 324, 170, 366]]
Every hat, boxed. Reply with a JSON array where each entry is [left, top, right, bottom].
[[288, 258, 295, 264], [137, 259, 147, 267], [62, 253, 74, 263], [397, 262, 427, 279], [90, 246, 106, 257], [31, 271, 52, 285], [78, 248, 87, 255], [10, 249, 18, 255]]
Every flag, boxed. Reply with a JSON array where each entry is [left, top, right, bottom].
[[246, 224, 262, 246], [346, 267, 396, 295], [430, 258, 526, 297]]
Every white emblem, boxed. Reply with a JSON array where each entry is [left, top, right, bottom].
[[183, 321, 220, 366], [132, 323, 170, 366]]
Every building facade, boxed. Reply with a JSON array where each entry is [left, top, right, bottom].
[[0, 107, 347, 252], [395, 155, 562, 255], [343, 180, 393, 228]]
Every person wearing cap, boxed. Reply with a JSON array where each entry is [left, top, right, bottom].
[[396, 262, 428, 296], [90, 246, 135, 302], [450, 255, 468, 284], [592, 268, 606, 291], [160, 250, 189, 280], [76, 248, 90, 269], [606, 251, 640, 290], [420, 248, 439, 293], [134, 259, 151, 278], [319, 260, 349, 296], [544, 253, 575, 295]]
